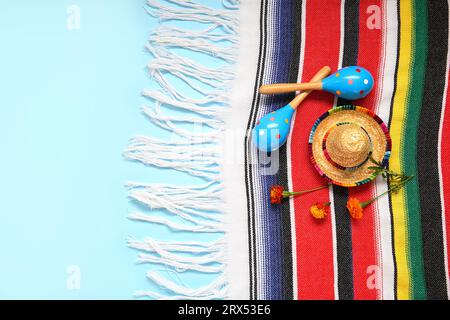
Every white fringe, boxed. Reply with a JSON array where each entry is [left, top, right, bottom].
[[142, 88, 223, 118], [147, 0, 239, 34], [149, 34, 237, 63], [147, 45, 234, 88], [126, 182, 224, 226], [130, 238, 226, 269], [142, 105, 222, 142], [125, 0, 237, 300], [136, 272, 228, 300], [127, 237, 225, 254], [123, 136, 222, 181], [128, 212, 224, 232], [137, 253, 224, 273], [153, 24, 239, 44], [145, 45, 233, 118]]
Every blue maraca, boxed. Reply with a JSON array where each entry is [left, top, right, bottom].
[[259, 66, 374, 100], [253, 66, 332, 152]]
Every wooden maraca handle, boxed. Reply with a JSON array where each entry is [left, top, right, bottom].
[[289, 66, 332, 109], [259, 81, 324, 94]]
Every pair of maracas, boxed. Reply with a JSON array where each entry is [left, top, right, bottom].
[[252, 66, 374, 152]]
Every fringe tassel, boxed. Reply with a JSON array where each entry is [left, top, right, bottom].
[[149, 33, 237, 63], [142, 88, 224, 118], [153, 24, 239, 44], [142, 105, 222, 142], [125, 0, 238, 300], [136, 272, 228, 300], [126, 182, 224, 220], [147, 0, 239, 34], [123, 136, 222, 181], [128, 212, 224, 232], [137, 253, 224, 273], [144, 45, 232, 118], [127, 237, 225, 254]]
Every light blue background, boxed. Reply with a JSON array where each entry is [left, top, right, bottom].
[[0, 0, 223, 299]]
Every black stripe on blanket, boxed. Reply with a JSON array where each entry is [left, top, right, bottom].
[[334, 0, 360, 300], [417, 0, 449, 300]]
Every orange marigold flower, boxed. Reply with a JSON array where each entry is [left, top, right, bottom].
[[310, 202, 329, 219], [270, 185, 284, 204], [347, 197, 364, 220]]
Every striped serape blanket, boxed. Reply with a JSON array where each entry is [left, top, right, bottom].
[[125, 0, 450, 300], [231, 0, 450, 300]]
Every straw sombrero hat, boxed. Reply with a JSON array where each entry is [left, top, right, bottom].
[[309, 105, 391, 187]]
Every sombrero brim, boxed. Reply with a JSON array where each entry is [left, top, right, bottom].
[[308, 105, 392, 187]]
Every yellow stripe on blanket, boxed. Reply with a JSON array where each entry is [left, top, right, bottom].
[[389, 0, 413, 300]]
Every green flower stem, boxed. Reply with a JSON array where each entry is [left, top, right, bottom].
[[282, 185, 329, 198], [360, 175, 414, 208]]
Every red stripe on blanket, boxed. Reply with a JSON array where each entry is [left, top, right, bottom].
[[442, 60, 450, 295], [290, 0, 341, 300], [348, 0, 383, 300]]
